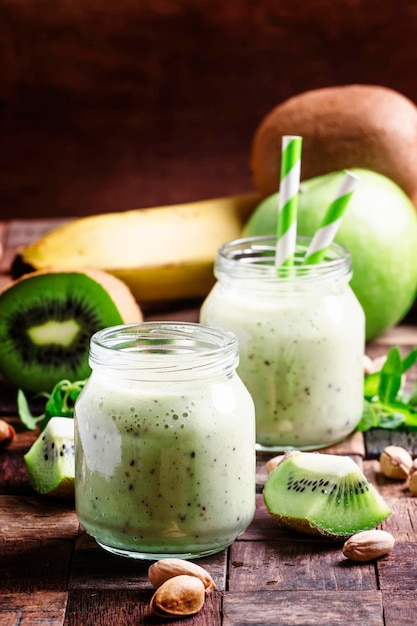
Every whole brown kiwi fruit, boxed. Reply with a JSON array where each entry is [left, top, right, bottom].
[[251, 84, 417, 205]]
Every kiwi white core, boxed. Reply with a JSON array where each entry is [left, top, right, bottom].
[[28, 319, 81, 346], [293, 452, 358, 475]]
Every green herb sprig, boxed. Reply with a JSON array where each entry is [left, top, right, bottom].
[[357, 345, 417, 432], [17, 379, 87, 431]]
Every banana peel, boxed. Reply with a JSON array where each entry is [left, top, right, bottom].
[[13, 193, 261, 303]]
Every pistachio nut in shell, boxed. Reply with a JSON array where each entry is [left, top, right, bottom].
[[379, 445, 413, 479], [342, 529, 395, 562], [265, 454, 286, 475], [408, 460, 417, 495], [150, 574, 205, 617], [0, 419, 16, 447], [148, 558, 215, 593]]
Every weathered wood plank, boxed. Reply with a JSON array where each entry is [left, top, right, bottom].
[[365, 429, 417, 459], [380, 496, 417, 541], [0, 495, 79, 540], [222, 590, 384, 625], [382, 590, 417, 626], [0, 591, 67, 625], [65, 589, 222, 626], [0, 429, 38, 495], [377, 541, 417, 590], [1, 610, 66, 625], [229, 540, 377, 592], [0, 539, 73, 592]]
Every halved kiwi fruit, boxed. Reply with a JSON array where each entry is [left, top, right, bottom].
[[0, 269, 143, 392], [263, 451, 391, 537]]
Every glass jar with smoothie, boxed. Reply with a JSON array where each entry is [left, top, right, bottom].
[[74, 321, 256, 560], [200, 236, 365, 451]]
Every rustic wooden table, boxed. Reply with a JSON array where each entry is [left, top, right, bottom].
[[1, 219, 417, 625]]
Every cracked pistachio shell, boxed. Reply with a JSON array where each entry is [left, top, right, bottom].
[[150, 574, 205, 617], [379, 445, 413, 479]]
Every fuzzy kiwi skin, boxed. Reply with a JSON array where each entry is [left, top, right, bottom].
[[0, 268, 143, 392], [251, 84, 417, 205], [267, 513, 329, 538]]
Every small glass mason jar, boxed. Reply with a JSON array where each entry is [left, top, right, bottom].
[[74, 321, 256, 560], [200, 236, 365, 452]]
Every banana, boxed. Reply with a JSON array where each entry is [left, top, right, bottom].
[[15, 192, 261, 303]]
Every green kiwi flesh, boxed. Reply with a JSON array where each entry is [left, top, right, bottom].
[[0, 271, 134, 392], [263, 451, 391, 537], [24, 417, 74, 498]]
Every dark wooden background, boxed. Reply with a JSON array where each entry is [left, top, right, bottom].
[[2, 0, 417, 218]]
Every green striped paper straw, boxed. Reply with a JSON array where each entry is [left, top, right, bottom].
[[275, 135, 303, 267], [303, 170, 359, 265]]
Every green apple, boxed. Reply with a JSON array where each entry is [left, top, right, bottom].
[[243, 168, 417, 340]]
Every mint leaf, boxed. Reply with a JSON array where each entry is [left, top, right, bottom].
[[17, 378, 87, 431], [401, 346, 417, 373], [356, 399, 406, 431], [378, 346, 402, 403], [356, 400, 382, 431], [364, 372, 380, 399], [378, 411, 406, 430], [359, 345, 417, 432], [16, 390, 45, 431], [41, 379, 87, 430]]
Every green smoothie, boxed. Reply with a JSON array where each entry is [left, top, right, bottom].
[[201, 281, 364, 448], [200, 237, 365, 450], [75, 368, 255, 559]]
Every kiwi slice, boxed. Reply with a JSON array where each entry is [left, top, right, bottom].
[[24, 416, 75, 498], [263, 451, 391, 537], [0, 269, 143, 392]]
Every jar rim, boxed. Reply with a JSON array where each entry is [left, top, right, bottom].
[[89, 322, 239, 379], [216, 235, 351, 280]]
